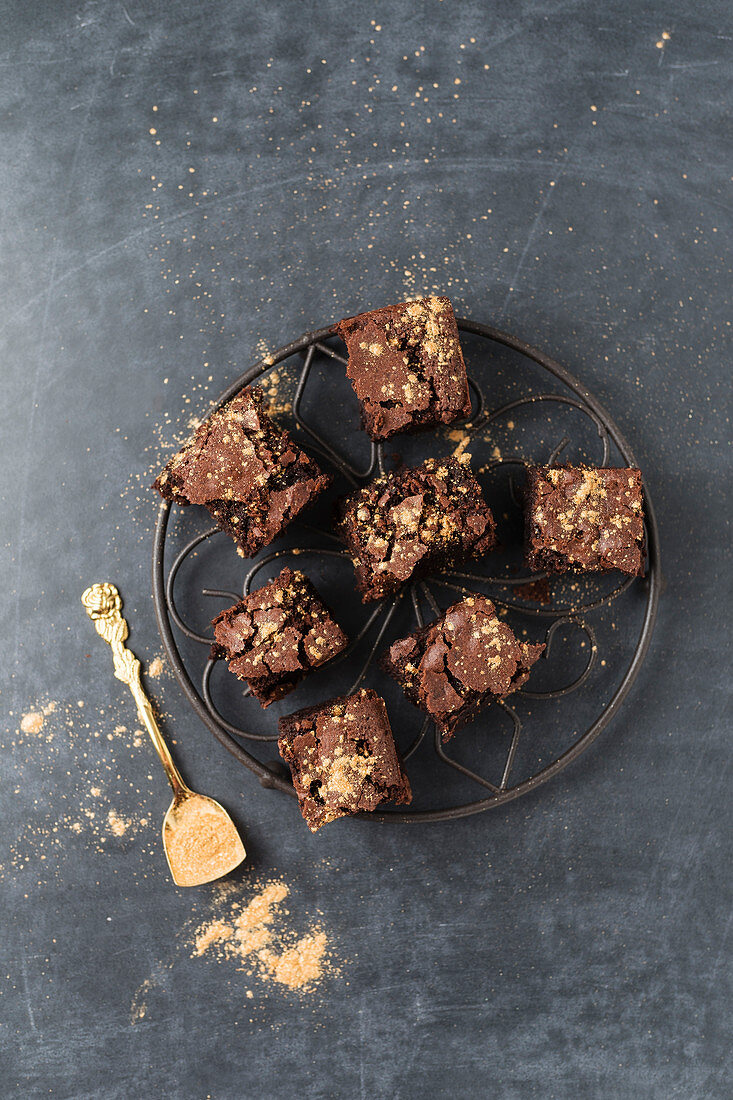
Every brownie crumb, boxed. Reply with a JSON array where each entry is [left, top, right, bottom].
[[382, 594, 544, 739], [211, 568, 348, 707], [153, 386, 330, 557], [278, 689, 412, 831], [336, 296, 471, 441], [336, 456, 497, 603], [512, 577, 552, 605]]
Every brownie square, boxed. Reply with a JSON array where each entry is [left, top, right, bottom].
[[524, 465, 645, 576], [153, 386, 330, 557], [336, 456, 497, 603], [336, 296, 471, 441], [210, 568, 349, 707], [278, 689, 412, 831], [382, 595, 544, 740]]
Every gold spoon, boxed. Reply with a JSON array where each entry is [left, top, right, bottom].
[[81, 582, 246, 887]]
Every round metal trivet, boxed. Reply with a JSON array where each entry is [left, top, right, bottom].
[[152, 318, 661, 823]]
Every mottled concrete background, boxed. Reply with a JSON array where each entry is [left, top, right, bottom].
[[1, 1, 730, 1097]]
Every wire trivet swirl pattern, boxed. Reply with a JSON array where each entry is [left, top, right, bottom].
[[152, 319, 661, 823]]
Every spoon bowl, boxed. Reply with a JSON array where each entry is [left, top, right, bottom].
[[163, 791, 246, 887]]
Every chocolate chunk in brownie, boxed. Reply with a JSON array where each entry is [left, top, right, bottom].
[[336, 296, 471, 441], [153, 386, 330, 557], [524, 465, 645, 576], [210, 568, 349, 707], [335, 456, 496, 603], [278, 688, 412, 831], [382, 595, 544, 740]]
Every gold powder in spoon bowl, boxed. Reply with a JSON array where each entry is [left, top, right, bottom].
[[164, 796, 244, 887]]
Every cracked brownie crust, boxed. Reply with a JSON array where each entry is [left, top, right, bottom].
[[336, 456, 497, 603], [278, 688, 412, 831], [210, 568, 348, 707], [382, 595, 545, 739], [336, 295, 471, 441], [153, 386, 330, 557], [524, 465, 645, 576]]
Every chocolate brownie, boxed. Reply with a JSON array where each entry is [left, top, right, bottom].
[[336, 296, 471, 441], [336, 456, 497, 603], [382, 595, 544, 739], [210, 568, 349, 707], [153, 386, 330, 557], [278, 689, 412, 831], [524, 465, 645, 576]]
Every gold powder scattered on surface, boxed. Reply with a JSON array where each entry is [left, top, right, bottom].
[[129, 963, 173, 1025], [234, 881, 289, 936], [446, 427, 467, 444], [131, 981, 151, 1022], [148, 656, 165, 678], [19, 701, 56, 736], [192, 918, 231, 957], [107, 810, 130, 837], [260, 931, 329, 989], [20, 711, 45, 735], [190, 880, 335, 993], [6, 696, 167, 878], [129, 985, 148, 1016], [453, 437, 471, 460]]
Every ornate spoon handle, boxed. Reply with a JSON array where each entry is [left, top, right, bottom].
[[82, 582, 188, 800]]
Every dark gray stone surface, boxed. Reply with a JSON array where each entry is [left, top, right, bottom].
[[1, 1, 730, 1097]]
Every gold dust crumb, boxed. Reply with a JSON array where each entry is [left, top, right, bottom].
[[107, 810, 131, 837], [19, 701, 56, 735], [147, 656, 165, 678]]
